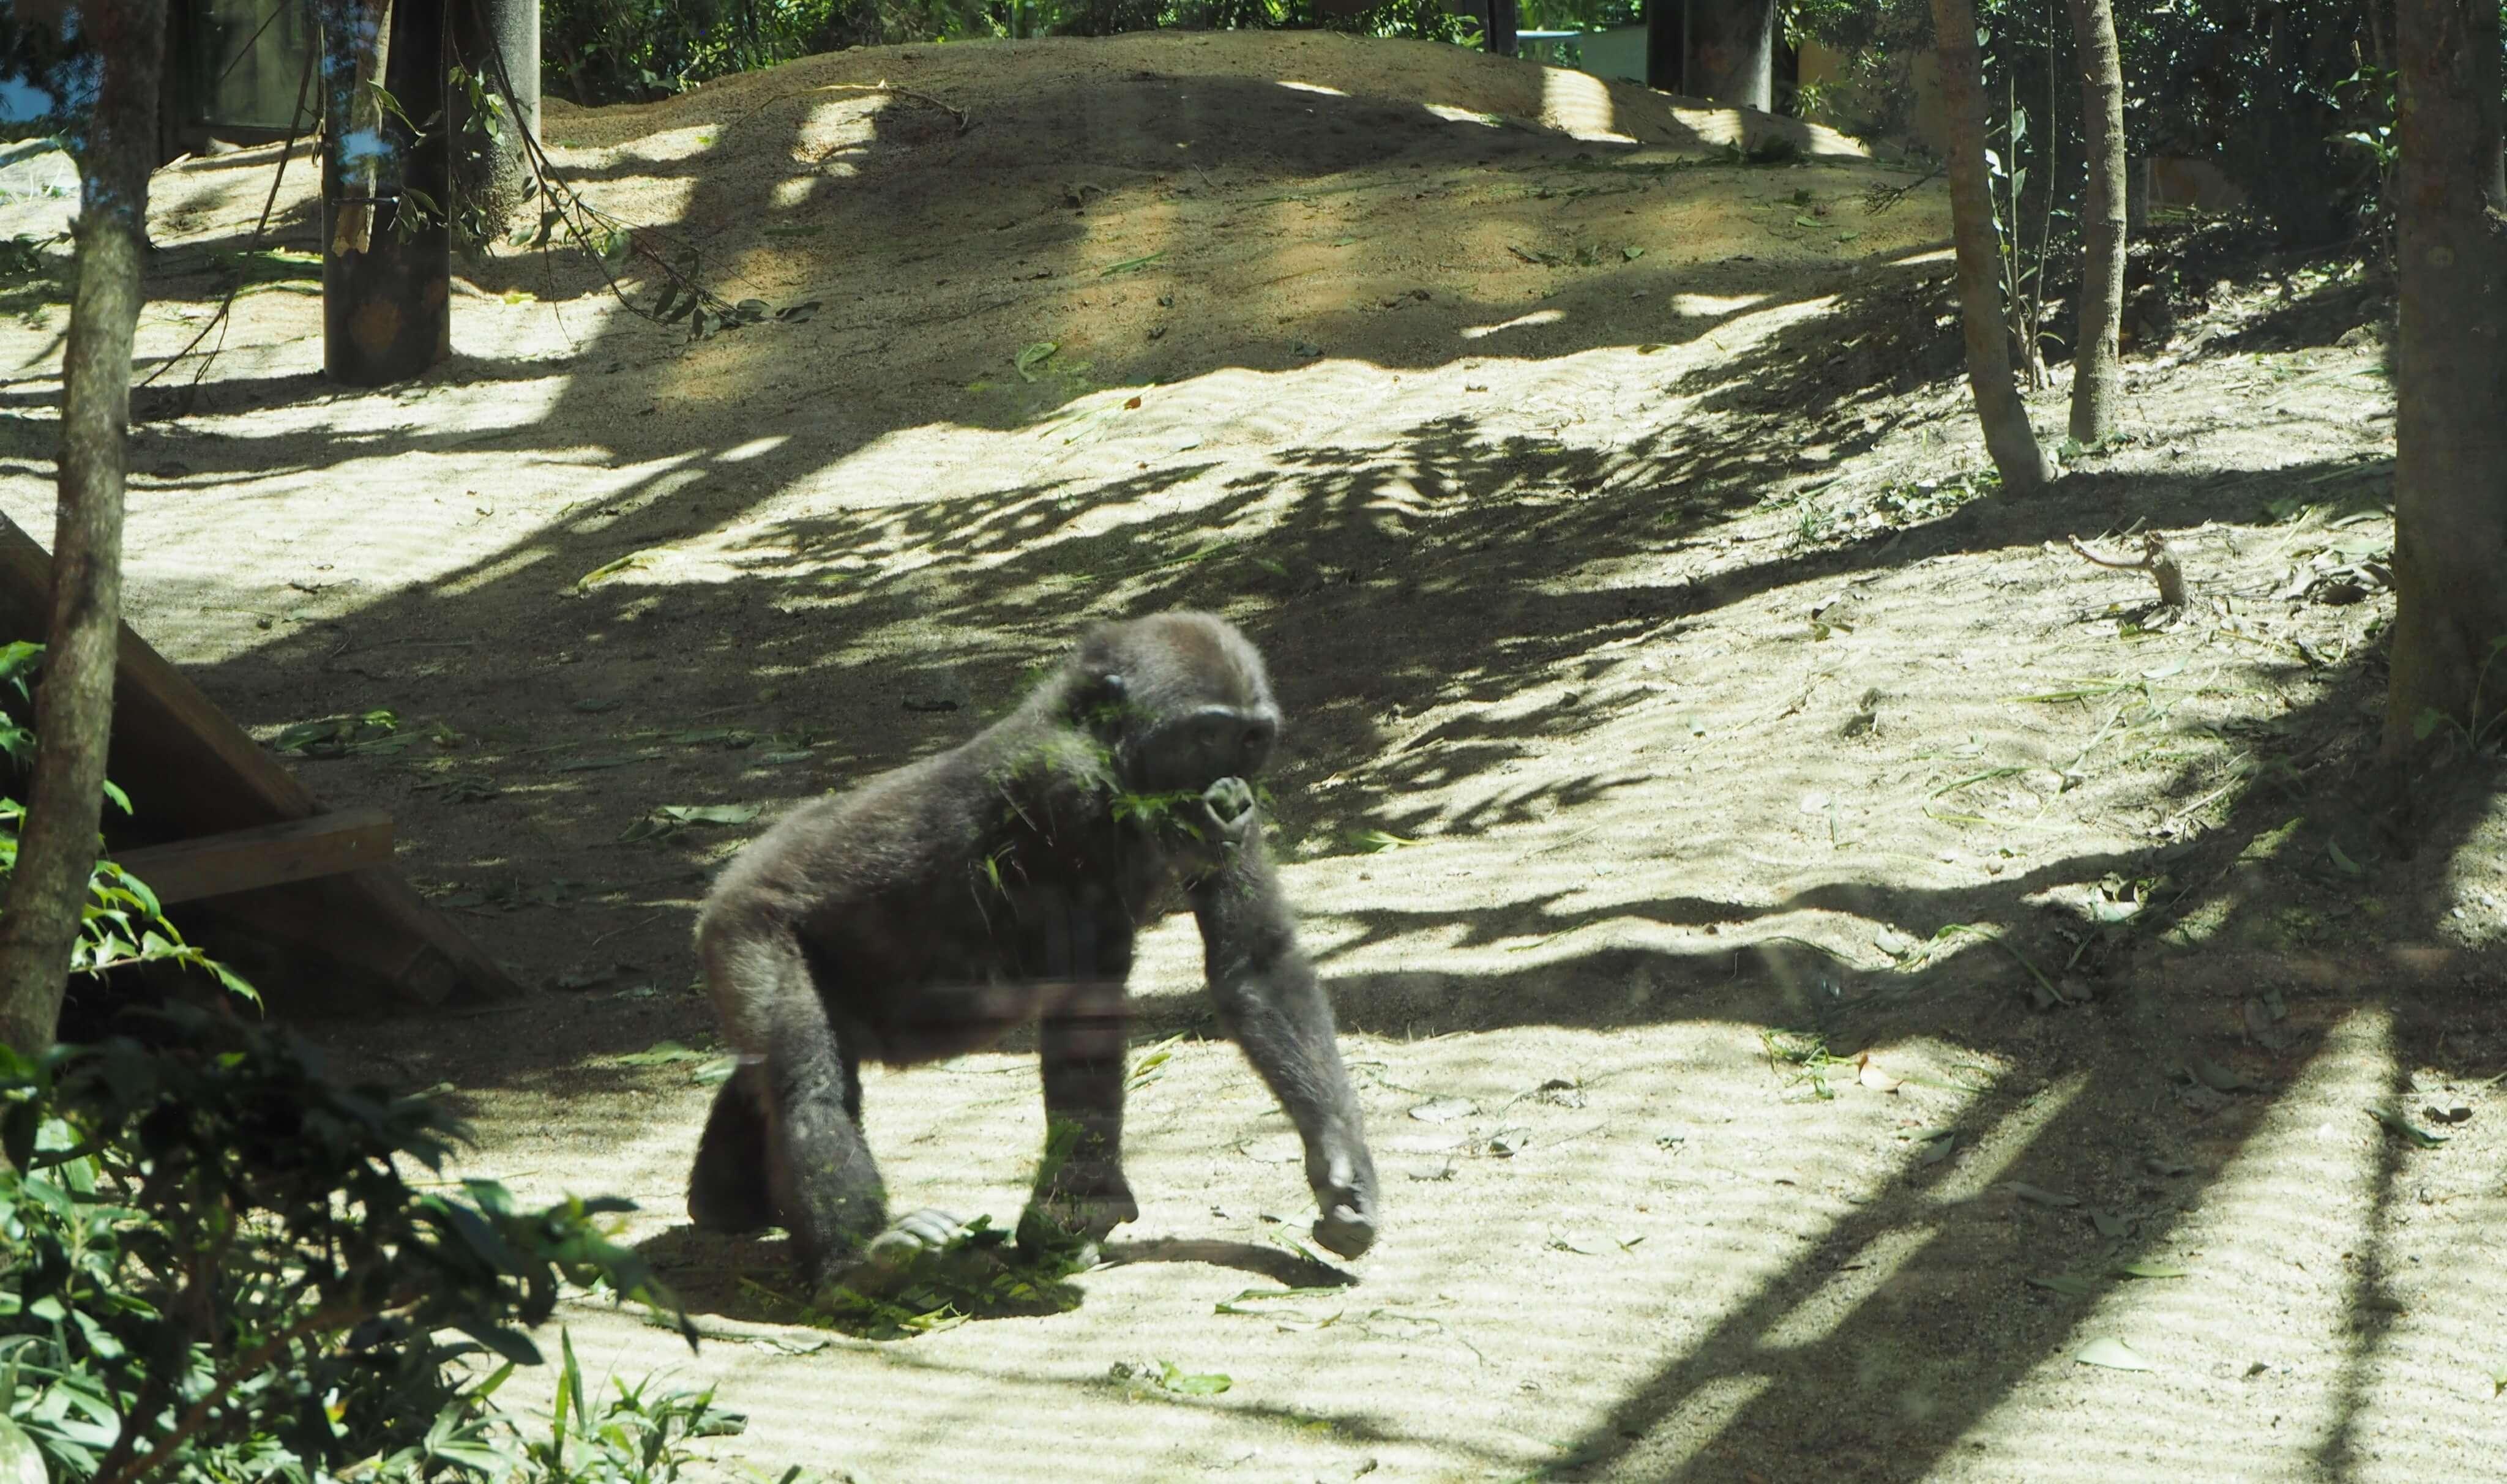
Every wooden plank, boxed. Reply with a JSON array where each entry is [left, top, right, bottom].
[[112, 807, 394, 905], [201, 871, 484, 1010], [0, 513, 316, 833], [0, 512, 519, 1005]]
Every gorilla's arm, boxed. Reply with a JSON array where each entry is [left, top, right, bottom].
[[1190, 840, 1379, 1259]]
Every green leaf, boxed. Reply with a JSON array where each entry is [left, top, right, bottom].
[[561, 1328, 589, 1434], [2327, 840, 2364, 876], [1622, 245, 1644, 260], [614, 1041, 708, 1066], [2366, 1104, 2449, 1147], [660, 804, 760, 827], [2027, 1272, 2095, 1297], [0, 1412, 42, 1481], [1099, 251, 1165, 276], [1347, 828, 1417, 853], [2190, 1058, 2267, 1093], [561, 755, 646, 773], [1014, 340, 1060, 381], [575, 549, 664, 589], [433, 1196, 530, 1275], [1214, 1286, 1349, 1313], [454, 1318, 545, 1368], [2110, 1261, 2189, 1280], [2075, 1337, 2156, 1371], [0, 641, 44, 689], [1155, 1360, 1231, 1395]]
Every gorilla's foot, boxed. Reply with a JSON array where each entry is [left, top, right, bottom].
[[1017, 1177, 1139, 1267], [686, 1165, 776, 1234]]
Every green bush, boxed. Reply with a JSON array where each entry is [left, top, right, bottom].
[[0, 639, 752, 1484], [0, 1007, 723, 1483], [541, 0, 864, 104], [1790, 0, 2408, 247], [538, 0, 1489, 105]]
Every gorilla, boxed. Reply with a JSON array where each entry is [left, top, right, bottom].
[[685, 611, 1379, 1297]]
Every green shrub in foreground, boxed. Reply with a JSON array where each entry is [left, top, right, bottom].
[[0, 1008, 728, 1483]]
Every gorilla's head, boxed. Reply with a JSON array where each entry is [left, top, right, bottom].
[[1070, 612, 1283, 796]]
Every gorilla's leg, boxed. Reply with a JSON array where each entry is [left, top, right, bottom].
[[687, 1061, 775, 1232], [729, 941, 891, 1288], [1018, 974, 1141, 1259]]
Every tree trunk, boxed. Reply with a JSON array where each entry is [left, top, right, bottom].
[[317, 0, 452, 386], [450, 0, 540, 253], [1486, 0, 1518, 58], [1928, 0, 2052, 492], [2383, 0, 2507, 770], [2064, 0, 2128, 442], [0, 0, 166, 1057], [1645, 0, 1680, 91], [1683, 0, 1776, 111]]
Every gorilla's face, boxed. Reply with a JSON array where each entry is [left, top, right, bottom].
[[1079, 613, 1285, 799], [1135, 701, 1278, 794]]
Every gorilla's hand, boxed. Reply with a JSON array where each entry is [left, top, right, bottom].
[[821, 1208, 976, 1302], [1306, 1139, 1379, 1259], [1194, 775, 1260, 843]]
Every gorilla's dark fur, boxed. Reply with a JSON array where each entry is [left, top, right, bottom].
[[686, 612, 1378, 1292]]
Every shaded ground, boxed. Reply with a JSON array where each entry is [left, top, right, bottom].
[[1, 29, 2502, 1484]]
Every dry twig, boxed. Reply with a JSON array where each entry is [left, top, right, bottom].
[[2070, 531, 2187, 606]]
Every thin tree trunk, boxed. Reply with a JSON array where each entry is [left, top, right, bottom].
[[0, 0, 166, 1057], [1929, 0, 2053, 491], [450, 0, 539, 252], [2382, 0, 2507, 771], [2065, 0, 2128, 442]]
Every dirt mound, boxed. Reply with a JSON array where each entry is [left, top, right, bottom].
[[547, 29, 1869, 160]]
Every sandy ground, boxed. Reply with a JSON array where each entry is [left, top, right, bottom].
[[1, 29, 2503, 1484]]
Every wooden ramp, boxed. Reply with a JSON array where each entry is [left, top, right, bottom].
[[0, 513, 518, 1009]]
